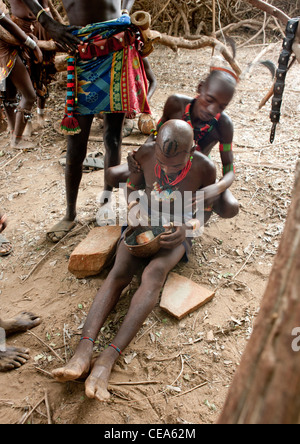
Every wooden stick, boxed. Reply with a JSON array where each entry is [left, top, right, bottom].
[[109, 380, 160, 386], [44, 390, 52, 425], [22, 222, 89, 282], [245, 0, 290, 25], [19, 396, 45, 424], [48, 0, 65, 25], [0, 152, 23, 170], [27, 330, 64, 363], [134, 320, 158, 343], [172, 382, 208, 398], [212, 0, 216, 38]]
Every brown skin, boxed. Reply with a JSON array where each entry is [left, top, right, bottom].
[[21, 0, 138, 242], [0, 213, 12, 255], [52, 120, 221, 402], [0, 10, 43, 148], [10, 0, 53, 128], [10, 0, 50, 20], [0, 213, 41, 371], [21, 0, 136, 51], [0, 312, 41, 372], [107, 72, 239, 219]]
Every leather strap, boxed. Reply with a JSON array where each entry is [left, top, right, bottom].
[[270, 17, 299, 143], [77, 29, 137, 60]]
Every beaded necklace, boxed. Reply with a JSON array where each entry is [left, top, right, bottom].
[[153, 155, 194, 196], [182, 99, 221, 150]]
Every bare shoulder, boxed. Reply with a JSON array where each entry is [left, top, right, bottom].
[[192, 151, 216, 186], [218, 112, 234, 143], [134, 140, 155, 166], [163, 94, 193, 118]]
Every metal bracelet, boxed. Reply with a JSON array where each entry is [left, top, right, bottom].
[[36, 8, 46, 22], [0, 12, 6, 20], [25, 36, 37, 50]]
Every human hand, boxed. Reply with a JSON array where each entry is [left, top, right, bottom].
[[42, 18, 82, 53], [127, 150, 142, 174], [33, 45, 43, 63], [159, 225, 186, 250]]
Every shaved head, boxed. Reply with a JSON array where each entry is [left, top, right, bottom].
[[204, 70, 237, 95], [156, 120, 194, 158]]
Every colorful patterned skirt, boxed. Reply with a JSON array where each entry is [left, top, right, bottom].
[[63, 15, 150, 128]]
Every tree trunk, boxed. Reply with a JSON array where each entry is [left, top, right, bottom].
[[217, 162, 300, 424]]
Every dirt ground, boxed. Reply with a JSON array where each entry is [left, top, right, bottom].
[[0, 40, 299, 424]]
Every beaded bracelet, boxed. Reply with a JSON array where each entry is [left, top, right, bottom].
[[109, 343, 122, 355], [80, 337, 95, 344]]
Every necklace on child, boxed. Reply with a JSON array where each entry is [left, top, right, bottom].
[[182, 99, 221, 149], [153, 156, 194, 201]]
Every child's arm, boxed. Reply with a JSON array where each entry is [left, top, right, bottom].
[[143, 57, 157, 101], [126, 145, 147, 201], [218, 113, 235, 177], [20, 0, 81, 53], [0, 11, 43, 62]]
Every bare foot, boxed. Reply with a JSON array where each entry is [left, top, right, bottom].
[[3, 312, 41, 336], [23, 121, 33, 137], [46, 219, 77, 243], [52, 343, 93, 382], [0, 347, 30, 372], [10, 136, 35, 151], [37, 115, 47, 129], [85, 352, 116, 402]]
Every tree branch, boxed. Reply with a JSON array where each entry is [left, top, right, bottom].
[[245, 0, 290, 25]]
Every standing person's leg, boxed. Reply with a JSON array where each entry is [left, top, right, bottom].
[[47, 115, 94, 242], [37, 96, 46, 127], [8, 56, 36, 149], [2, 80, 17, 134], [85, 244, 186, 401], [103, 113, 125, 192]]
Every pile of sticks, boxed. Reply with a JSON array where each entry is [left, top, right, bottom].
[[133, 0, 298, 38]]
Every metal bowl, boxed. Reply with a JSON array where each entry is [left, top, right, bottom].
[[124, 226, 166, 258]]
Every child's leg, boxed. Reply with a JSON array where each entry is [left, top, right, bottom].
[[52, 242, 141, 382], [105, 164, 130, 189], [85, 244, 186, 401], [9, 56, 36, 149], [2, 80, 17, 133], [213, 189, 239, 219]]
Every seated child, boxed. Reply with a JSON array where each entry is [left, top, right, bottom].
[[52, 119, 234, 401]]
